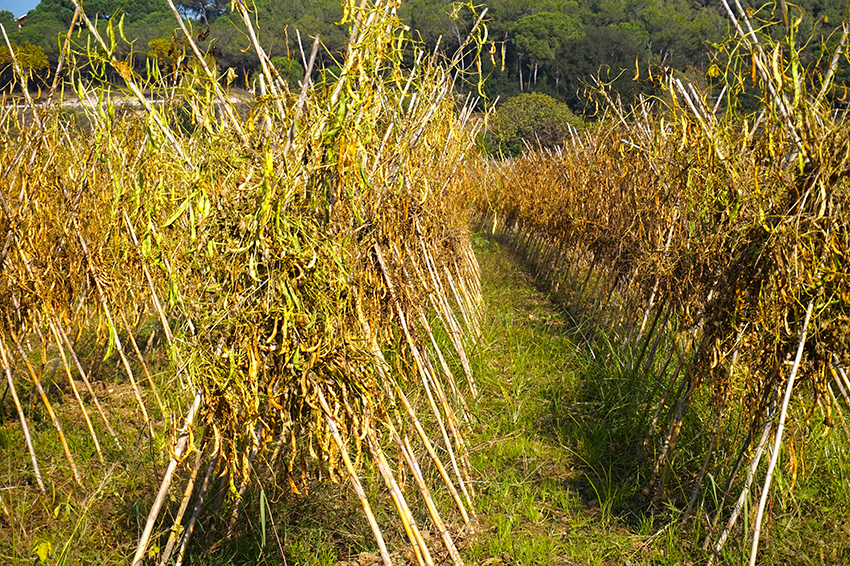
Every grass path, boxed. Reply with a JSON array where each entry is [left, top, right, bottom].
[[461, 237, 687, 566]]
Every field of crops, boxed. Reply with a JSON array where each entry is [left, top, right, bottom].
[[468, 3, 850, 564], [2, 0, 850, 565], [0, 1, 490, 564]]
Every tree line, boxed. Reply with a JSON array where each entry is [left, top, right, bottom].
[[1, 0, 848, 115]]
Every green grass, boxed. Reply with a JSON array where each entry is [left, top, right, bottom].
[[0, 339, 180, 565], [465, 233, 850, 566], [464, 235, 692, 566]]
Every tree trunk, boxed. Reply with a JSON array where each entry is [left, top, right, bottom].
[[518, 58, 523, 91]]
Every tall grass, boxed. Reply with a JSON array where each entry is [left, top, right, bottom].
[[0, 1, 489, 564]]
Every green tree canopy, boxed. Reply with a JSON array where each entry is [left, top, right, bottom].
[[0, 10, 16, 30], [486, 92, 583, 156], [176, 0, 228, 24], [5, 0, 843, 112], [512, 11, 585, 68], [0, 40, 49, 90], [271, 56, 304, 86]]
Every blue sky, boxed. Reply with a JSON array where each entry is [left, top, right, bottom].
[[0, 0, 39, 17]]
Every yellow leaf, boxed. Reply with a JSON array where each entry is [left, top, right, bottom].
[[113, 60, 133, 82], [33, 540, 52, 563]]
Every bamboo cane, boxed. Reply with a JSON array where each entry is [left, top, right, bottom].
[[748, 300, 814, 566], [639, 304, 673, 378], [825, 382, 850, 442], [121, 211, 174, 349], [132, 390, 203, 566], [163, 0, 250, 143], [368, 433, 433, 566], [72, 228, 152, 432], [356, 295, 471, 524], [834, 358, 850, 401], [69, 0, 193, 163], [158, 443, 205, 566], [7, 332, 83, 485], [174, 452, 221, 566], [830, 363, 850, 412], [377, 244, 474, 509], [0, 334, 44, 492], [419, 347, 474, 497], [119, 311, 165, 417], [414, 232, 478, 396], [645, 337, 693, 449], [51, 320, 122, 449], [422, 312, 472, 423], [0, 25, 37, 114], [404, 247, 471, 421], [50, 326, 104, 463], [316, 389, 393, 566], [450, 257, 481, 337], [45, 7, 80, 104], [708, 417, 774, 566], [387, 421, 464, 566], [682, 340, 737, 522], [653, 374, 697, 501]]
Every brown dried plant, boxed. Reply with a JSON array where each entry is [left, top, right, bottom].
[[0, 1, 488, 564]]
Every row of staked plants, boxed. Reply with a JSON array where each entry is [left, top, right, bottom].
[[0, 1, 490, 564], [467, 2, 850, 564]]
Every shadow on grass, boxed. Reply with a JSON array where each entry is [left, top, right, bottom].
[[470, 232, 850, 566], [465, 234, 693, 565]]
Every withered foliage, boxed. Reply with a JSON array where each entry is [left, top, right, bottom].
[[0, 1, 487, 564], [468, 4, 850, 562]]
